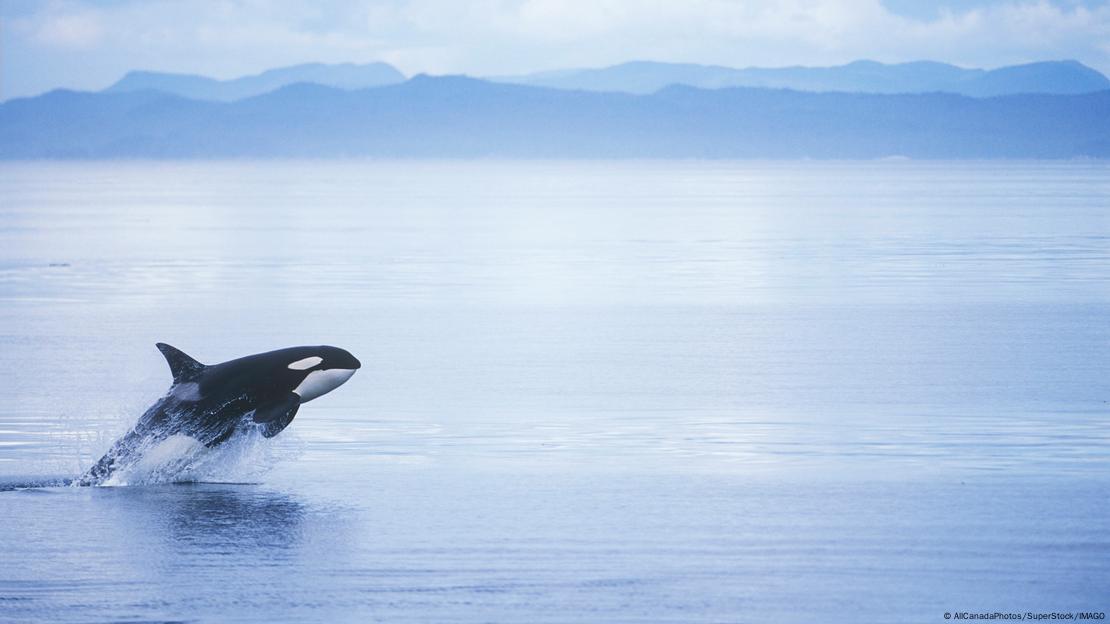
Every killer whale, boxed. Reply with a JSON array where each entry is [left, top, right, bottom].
[[76, 343, 361, 486]]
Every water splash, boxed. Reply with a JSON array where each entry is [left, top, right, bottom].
[[85, 423, 299, 487]]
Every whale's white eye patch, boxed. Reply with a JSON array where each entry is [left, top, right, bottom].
[[288, 356, 323, 370]]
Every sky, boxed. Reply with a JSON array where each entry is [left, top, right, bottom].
[[2, 0, 1109, 100]]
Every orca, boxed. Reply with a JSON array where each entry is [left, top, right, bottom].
[[76, 343, 361, 486]]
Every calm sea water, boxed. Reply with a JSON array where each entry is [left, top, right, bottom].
[[1, 161, 1108, 622]]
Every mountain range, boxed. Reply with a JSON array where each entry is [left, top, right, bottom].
[[106, 62, 405, 102], [3, 74, 1108, 159], [99, 59, 1110, 101], [497, 59, 1110, 97], [95, 59, 1110, 102]]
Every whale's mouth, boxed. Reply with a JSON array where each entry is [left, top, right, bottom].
[[293, 368, 357, 402]]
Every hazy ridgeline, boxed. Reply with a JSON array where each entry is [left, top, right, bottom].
[[496, 59, 1110, 96], [3, 59, 1109, 159]]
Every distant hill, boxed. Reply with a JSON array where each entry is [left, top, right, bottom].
[[495, 60, 1110, 96], [3, 75, 1108, 159], [105, 62, 405, 101], [99, 59, 1110, 103]]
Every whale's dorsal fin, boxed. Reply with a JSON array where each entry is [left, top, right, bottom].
[[155, 343, 205, 383]]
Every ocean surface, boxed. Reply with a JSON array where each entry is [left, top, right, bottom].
[[1, 160, 1108, 622]]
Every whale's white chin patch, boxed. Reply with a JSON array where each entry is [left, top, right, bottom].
[[293, 368, 356, 402]]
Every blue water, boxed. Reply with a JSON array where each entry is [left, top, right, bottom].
[[1, 160, 1108, 622]]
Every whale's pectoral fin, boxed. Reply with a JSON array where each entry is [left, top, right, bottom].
[[252, 392, 301, 438]]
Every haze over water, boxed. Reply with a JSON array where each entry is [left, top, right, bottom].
[[1, 161, 1108, 622]]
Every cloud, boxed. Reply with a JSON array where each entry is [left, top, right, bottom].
[[30, 9, 104, 49], [2, 0, 1109, 99]]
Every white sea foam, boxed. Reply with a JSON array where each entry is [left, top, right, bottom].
[[94, 425, 299, 486]]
